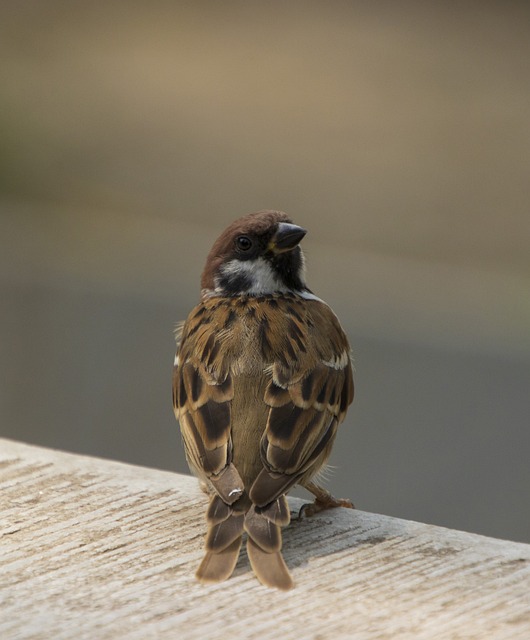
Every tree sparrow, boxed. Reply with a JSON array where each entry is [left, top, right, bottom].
[[173, 210, 354, 590]]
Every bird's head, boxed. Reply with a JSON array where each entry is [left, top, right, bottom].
[[200, 210, 307, 297]]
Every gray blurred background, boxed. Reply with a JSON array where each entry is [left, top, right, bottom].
[[1, 1, 529, 543]]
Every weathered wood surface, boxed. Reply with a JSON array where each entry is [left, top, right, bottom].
[[1, 439, 529, 640]]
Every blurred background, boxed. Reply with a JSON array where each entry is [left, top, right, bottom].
[[1, 1, 529, 543]]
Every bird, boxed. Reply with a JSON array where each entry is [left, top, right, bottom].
[[172, 210, 354, 590]]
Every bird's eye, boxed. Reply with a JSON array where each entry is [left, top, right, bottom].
[[236, 235, 253, 252]]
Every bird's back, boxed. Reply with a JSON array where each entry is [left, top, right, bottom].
[[229, 373, 270, 490]]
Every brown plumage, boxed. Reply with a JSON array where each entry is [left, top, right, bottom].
[[173, 210, 354, 589]]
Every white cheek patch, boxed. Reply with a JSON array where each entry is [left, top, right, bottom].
[[217, 257, 291, 295], [174, 354, 179, 367]]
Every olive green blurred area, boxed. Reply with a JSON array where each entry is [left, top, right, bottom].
[[1, 1, 529, 542]]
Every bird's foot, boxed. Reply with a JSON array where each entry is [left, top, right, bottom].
[[298, 494, 354, 519]]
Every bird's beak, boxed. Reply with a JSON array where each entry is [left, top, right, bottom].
[[270, 222, 307, 253]]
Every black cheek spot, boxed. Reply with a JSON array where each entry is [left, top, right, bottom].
[[218, 272, 252, 295]]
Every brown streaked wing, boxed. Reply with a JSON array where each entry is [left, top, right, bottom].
[[173, 299, 236, 482], [250, 297, 353, 508]]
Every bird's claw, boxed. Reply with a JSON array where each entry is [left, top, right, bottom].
[[298, 496, 354, 519]]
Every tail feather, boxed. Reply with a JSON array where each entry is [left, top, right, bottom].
[[206, 494, 232, 524], [247, 538, 294, 591], [259, 495, 290, 526], [244, 496, 294, 590], [196, 537, 242, 584], [197, 493, 293, 589], [206, 513, 244, 551], [196, 494, 245, 583], [244, 506, 281, 552]]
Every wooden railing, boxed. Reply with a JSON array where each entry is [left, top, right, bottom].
[[1, 438, 529, 639]]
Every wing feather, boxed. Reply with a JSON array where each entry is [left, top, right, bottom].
[[249, 296, 353, 509], [173, 300, 238, 485]]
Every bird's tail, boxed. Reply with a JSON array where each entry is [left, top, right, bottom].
[[195, 494, 245, 584], [244, 495, 293, 590], [195, 494, 293, 590]]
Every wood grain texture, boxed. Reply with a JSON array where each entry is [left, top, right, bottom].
[[1, 438, 529, 640]]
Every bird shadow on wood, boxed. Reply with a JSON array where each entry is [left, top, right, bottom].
[[231, 500, 406, 577]]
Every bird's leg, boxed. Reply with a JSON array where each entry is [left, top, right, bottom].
[[298, 481, 354, 518]]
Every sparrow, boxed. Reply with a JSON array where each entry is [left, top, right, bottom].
[[172, 210, 354, 590]]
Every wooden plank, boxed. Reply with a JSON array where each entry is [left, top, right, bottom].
[[1, 438, 529, 640]]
